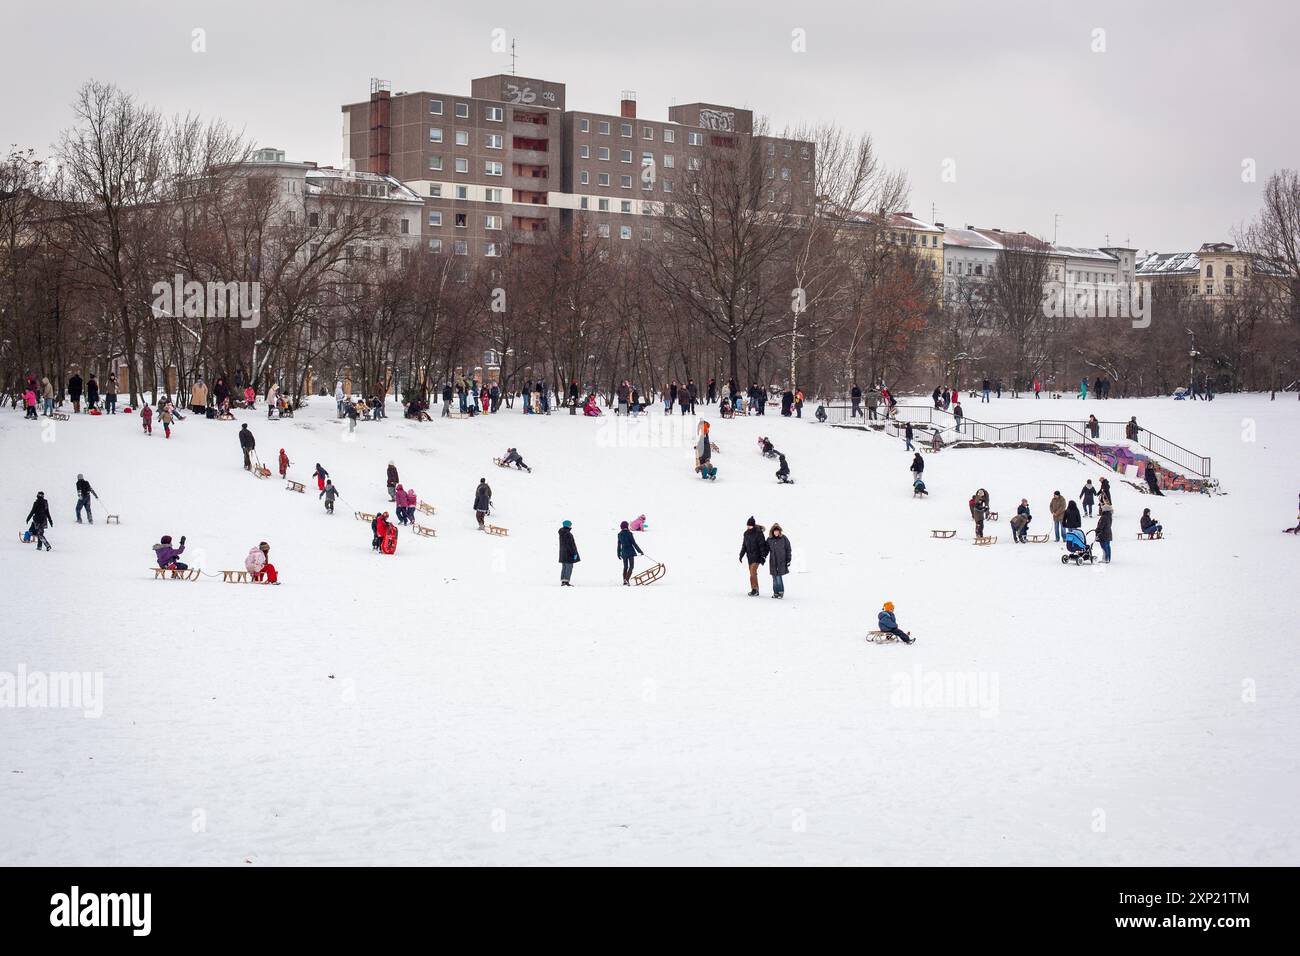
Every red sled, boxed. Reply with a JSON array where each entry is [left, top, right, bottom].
[[381, 525, 398, 555]]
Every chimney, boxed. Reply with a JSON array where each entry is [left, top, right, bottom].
[[620, 90, 637, 119], [368, 77, 391, 176]]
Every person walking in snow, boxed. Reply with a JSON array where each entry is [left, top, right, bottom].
[[23, 386, 37, 419], [312, 463, 329, 492], [239, 423, 255, 470], [278, 448, 290, 479], [393, 484, 409, 524], [765, 523, 792, 599], [910, 452, 924, 484], [345, 400, 359, 432], [152, 534, 187, 569], [739, 516, 769, 596], [1095, 505, 1114, 563], [1049, 490, 1067, 542], [74, 474, 99, 524], [320, 479, 340, 514], [159, 403, 174, 439], [502, 447, 532, 472], [617, 520, 643, 585], [904, 421, 914, 451], [140, 403, 153, 435], [245, 541, 280, 584], [1125, 416, 1141, 441], [1079, 479, 1097, 518], [473, 478, 492, 530], [878, 601, 914, 644], [335, 380, 346, 418], [1098, 477, 1113, 508], [386, 462, 399, 500], [25, 492, 53, 551], [558, 520, 579, 586], [67, 371, 83, 413], [1143, 459, 1163, 496], [953, 400, 964, 433]]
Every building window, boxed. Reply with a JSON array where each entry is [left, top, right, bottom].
[[485, 133, 503, 149], [485, 161, 503, 176], [1206, 264, 1214, 277], [598, 173, 610, 187], [580, 144, 590, 159], [580, 197, 588, 209], [429, 211, 443, 227], [621, 199, 632, 212], [455, 185, 468, 199], [781, 167, 790, 180], [620, 149, 632, 163], [308, 212, 319, 227], [620, 225, 632, 240], [430, 127, 443, 143], [663, 154, 674, 169], [687, 131, 703, 146], [485, 242, 500, 257], [455, 103, 469, 118], [643, 127, 654, 140], [620, 175, 632, 189], [455, 158, 468, 174], [662, 179, 672, 193], [766, 143, 775, 157], [689, 157, 701, 171], [429, 184, 441, 197], [455, 130, 469, 147], [1205, 282, 1214, 295], [1225, 281, 1235, 295], [800, 145, 810, 159], [598, 121, 611, 135], [579, 118, 590, 133], [598, 198, 610, 212], [455, 213, 467, 228], [598, 147, 610, 161], [621, 122, 632, 137], [663, 129, 675, 144], [485, 187, 503, 202], [485, 214, 502, 230], [597, 223, 610, 238], [430, 99, 443, 115], [486, 106, 503, 122], [580, 170, 589, 185], [1226, 264, 1235, 277], [642, 226, 652, 240], [454, 239, 467, 255], [400, 218, 409, 235], [429, 155, 443, 171], [429, 238, 442, 253]]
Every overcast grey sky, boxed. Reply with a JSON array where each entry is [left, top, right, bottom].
[[3, 0, 1295, 250]]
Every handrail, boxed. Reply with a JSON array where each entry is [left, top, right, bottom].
[[819, 404, 1211, 477]]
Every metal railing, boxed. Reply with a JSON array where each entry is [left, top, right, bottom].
[[819, 404, 1211, 477]]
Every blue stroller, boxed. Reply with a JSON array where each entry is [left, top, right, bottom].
[[1061, 528, 1096, 565]]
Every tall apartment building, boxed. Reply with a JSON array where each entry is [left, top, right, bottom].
[[340, 75, 815, 257]]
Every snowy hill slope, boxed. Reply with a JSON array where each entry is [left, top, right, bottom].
[[1, 394, 1296, 865]]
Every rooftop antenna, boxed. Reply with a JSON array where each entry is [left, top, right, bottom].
[[1105, 233, 1110, 246], [1053, 213, 1062, 244], [931, 201, 936, 224], [510, 39, 517, 76]]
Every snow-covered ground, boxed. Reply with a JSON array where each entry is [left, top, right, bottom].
[[1, 391, 1296, 865]]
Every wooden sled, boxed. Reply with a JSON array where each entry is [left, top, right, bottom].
[[913, 490, 927, 498], [221, 570, 250, 583], [1137, 531, 1164, 540], [632, 562, 666, 585], [151, 567, 201, 581], [51, 412, 69, 421], [930, 529, 956, 538], [492, 458, 510, 468], [414, 524, 437, 538], [355, 511, 375, 522], [866, 630, 905, 645], [286, 480, 305, 493], [106, 515, 120, 524], [486, 525, 509, 536], [252, 467, 271, 479], [417, 502, 436, 515], [1026, 534, 1050, 543], [986, 511, 999, 521], [973, 536, 997, 546]]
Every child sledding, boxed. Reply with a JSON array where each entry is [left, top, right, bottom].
[[494, 448, 532, 472], [776, 453, 794, 484], [695, 422, 717, 480]]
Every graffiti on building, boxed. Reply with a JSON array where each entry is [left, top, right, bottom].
[[698, 109, 735, 131], [1071, 442, 1212, 493]]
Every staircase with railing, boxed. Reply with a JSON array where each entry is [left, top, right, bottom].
[[821, 404, 1212, 479]]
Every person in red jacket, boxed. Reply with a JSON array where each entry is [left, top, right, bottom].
[[278, 448, 290, 478]]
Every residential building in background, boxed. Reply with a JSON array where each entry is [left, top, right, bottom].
[[1136, 241, 1283, 303]]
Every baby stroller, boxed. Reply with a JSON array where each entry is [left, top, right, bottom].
[[1060, 528, 1096, 565]]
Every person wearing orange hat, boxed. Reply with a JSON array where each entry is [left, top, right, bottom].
[[877, 601, 913, 644]]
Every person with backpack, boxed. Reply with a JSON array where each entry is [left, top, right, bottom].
[[245, 541, 279, 584], [1049, 491, 1067, 542], [1079, 479, 1097, 518], [74, 474, 99, 524], [558, 519, 579, 586], [473, 478, 492, 530], [739, 516, 769, 596], [617, 520, 644, 585], [877, 601, 914, 644], [25, 492, 53, 551], [1096, 505, 1114, 563], [239, 424, 255, 470], [766, 523, 792, 599], [320, 479, 340, 514]]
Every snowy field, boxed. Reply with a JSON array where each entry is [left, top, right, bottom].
[[1, 392, 1296, 866]]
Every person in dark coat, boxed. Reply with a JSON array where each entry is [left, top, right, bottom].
[[85, 375, 99, 410], [775, 453, 793, 484], [904, 421, 914, 450], [473, 479, 492, 529], [850, 383, 863, 418], [1140, 508, 1163, 537], [503, 448, 532, 472], [739, 516, 769, 596], [1095, 505, 1114, 563], [386, 462, 399, 500], [1062, 500, 1083, 531], [969, 489, 989, 538], [67, 372, 83, 413], [910, 453, 924, 482], [558, 520, 579, 586], [239, 423, 255, 470], [1098, 477, 1113, 507], [616, 520, 643, 585], [25, 492, 53, 550], [1143, 460, 1163, 496], [74, 474, 99, 524], [1079, 479, 1097, 517], [765, 523, 792, 598]]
